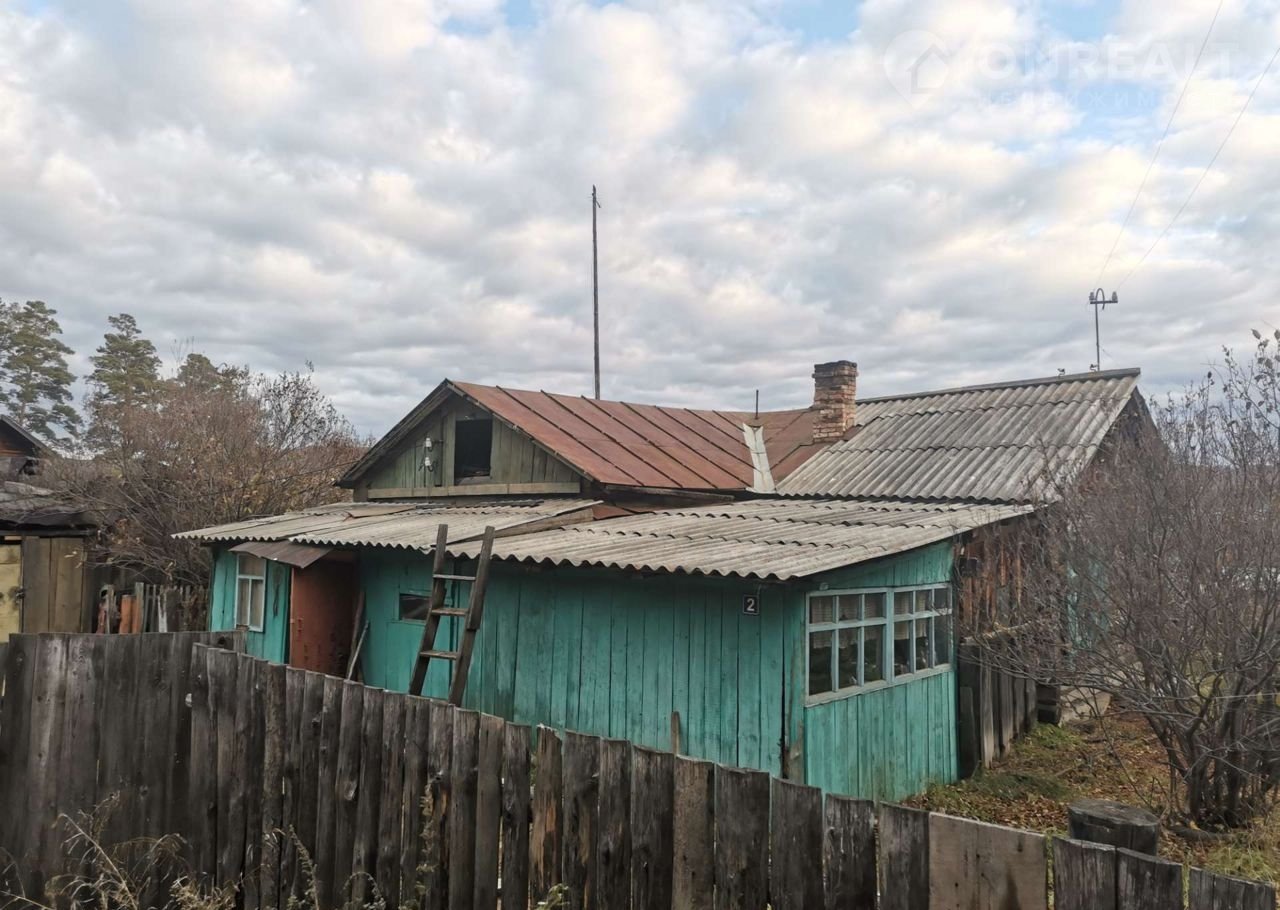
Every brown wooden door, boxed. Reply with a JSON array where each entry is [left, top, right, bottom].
[[0, 543, 20, 641], [288, 558, 358, 675], [19, 537, 89, 633]]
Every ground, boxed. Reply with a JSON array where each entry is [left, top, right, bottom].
[[904, 710, 1280, 885]]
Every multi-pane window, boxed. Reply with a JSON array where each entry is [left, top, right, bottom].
[[234, 553, 266, 632], [807, 585, 952, 699]]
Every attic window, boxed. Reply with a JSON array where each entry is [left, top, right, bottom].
[[454, 418, 493, 480]]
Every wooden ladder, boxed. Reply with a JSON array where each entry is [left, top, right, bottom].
[[407, 523, 496, 704]]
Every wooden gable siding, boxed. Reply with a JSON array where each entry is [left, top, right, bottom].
[[0, 423, 35, 458], [364, 395, 580, 497]]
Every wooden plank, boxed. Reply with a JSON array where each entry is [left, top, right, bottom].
[[258, 662, 286, 910], [474, 713, 505, 910], [561, 731, 601, 910], [597, 739, 632, 910], [54, 635, 99, 872], [351, 688, 384, 907], [930, 813, 1046, 910], [187, 644, 217, 879], [712, 765, 767, 910], [769, 778, 823, 910], [447, 708, 481, 909], [400, 697, 432, 908], [0, 634, 31, 866], [167, 635, 202, 844], [101, 635, 144, 849], [673, 757, 713, 909], [1053, 838, 1117, 910], [294, 671, 326, 902], [313, 674, 344, 910], [1116, 849, 1182, 910], [376, 693, 406, 910], [1189, 867, 1275, 910], [878, 804, 929, 910], [211, 647, 245, 890], [823, 795, 875, 910], [26, 634, 69, 898], [241, 655, 266, 910], [279, 667, 305, 903], [423, 701, 456, 909], [531, 726, 564, 905], [332, 680, 366, 906], [500, 722, 533, 910]]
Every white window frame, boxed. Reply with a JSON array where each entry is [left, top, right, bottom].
[[234, 553, 266, 632], [806, 583, 954, 704]]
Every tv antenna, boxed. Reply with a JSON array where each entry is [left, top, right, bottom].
[[1088, 288, 1117, 371], [592, 186, 602, 400]]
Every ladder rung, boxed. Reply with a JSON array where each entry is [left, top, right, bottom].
[[421, 649, 459, 660], [432, 607, 468, 617], [433, 573, 476, 582]]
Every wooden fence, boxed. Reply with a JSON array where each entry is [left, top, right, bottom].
[[956, 638, 1040, 777], [0, 633, 1275, 910]]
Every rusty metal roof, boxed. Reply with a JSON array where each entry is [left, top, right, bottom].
[[445, 498, 1031, 581], [175, 499, 600, 549], [339, 379, 815, 493], [778, 369, 1141, 503]]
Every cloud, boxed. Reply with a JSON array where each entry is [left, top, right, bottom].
[[1, 0, 1279, 436]]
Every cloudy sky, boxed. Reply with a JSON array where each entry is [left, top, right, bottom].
[[2, 0, 1279, 435]]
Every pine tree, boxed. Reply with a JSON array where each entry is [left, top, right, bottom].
[[86, 313, 161, 449], [0, 300, 81, 445]]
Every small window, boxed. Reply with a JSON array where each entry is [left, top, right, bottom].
[[454, 418, 493, 480], [399, 593, 430, 621], [807, 583, 954, 701], [235, 553, 266, 632]]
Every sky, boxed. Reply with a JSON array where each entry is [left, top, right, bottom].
[[2, 0, 1279, 436]]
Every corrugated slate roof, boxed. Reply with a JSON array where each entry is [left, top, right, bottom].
[[175, 499, 599, 549], [445, 498, 1031, 581], [777, 369, 1141, 503]]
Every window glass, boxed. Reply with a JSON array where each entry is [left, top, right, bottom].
[[399, 593, 430, 621], [838, 594, 860, 622], [893, 619, 913, 675], [837, 628, 860, 688], [915, 619, 932, 671], [236, 577, 252, 626], [935, 587, 952, 611], [864, 592, 885, 618], [933, 614, 953, 667], [894, 591, 913, 615], [863, 626, 884, 683], [237, 553, 265, 577], [808, 631, 834, 695], [809, 596, 835, 624]]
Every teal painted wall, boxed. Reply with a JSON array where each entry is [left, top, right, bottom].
[[209, 548, 290, 662], [800, 542, 958, 800], [207, 538, 959, 800]]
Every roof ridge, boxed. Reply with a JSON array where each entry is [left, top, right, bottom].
[[856, 367, 1140, 405]]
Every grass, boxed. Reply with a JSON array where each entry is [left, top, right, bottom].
[[905, 710, 1280, 886]]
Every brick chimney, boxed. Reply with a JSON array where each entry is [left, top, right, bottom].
[[811, 360, 858, 442]]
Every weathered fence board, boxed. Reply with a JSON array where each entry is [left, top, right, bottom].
[[3, 633, 1277, 910]]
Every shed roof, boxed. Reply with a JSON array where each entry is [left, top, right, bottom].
[[340, 379, 815, 493], [445, 498, 1031, 581], [777, 369, 1141, 503], [0, 480, 99, 530], [174, 498, 600, 550]]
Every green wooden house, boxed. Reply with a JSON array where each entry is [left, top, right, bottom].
[[181, 364, 1144, 800]]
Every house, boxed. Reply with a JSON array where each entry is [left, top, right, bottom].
[[1, 417, 101, 640], [178, 363, 1145, 799]]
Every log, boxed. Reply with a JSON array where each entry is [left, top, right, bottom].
[[1067, 799, 1159, 855]]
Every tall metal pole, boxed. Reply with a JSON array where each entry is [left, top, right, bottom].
[[592, 186, 601, 400], [1088, 288, 1117, 372]]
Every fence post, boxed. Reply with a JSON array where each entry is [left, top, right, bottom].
[[1053, 838, 1117, 910], [531, 726, 564, 903], [879, 804, 930, 910], [769, 778, 823, 910], [713, 765, 767, 910]]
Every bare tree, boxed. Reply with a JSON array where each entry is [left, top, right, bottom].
[[980, 330, 1280, 829], [49, 359, 366, 603]]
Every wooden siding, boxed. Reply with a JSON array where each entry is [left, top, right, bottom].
[[209, 548, 291, 662], [17, 536, 91, 634], [365, 395, 580, 495], [799, 542, 958, 800], [358, 555, 790, 775]]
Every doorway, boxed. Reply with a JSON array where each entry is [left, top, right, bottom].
[[288, 555, 358, 675]]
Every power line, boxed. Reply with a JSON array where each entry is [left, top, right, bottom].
[[1119, 40, 1280, 289], [1095, 0, 1224, 287]]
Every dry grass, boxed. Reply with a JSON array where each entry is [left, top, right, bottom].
[[905, 710, 1280, 885]]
